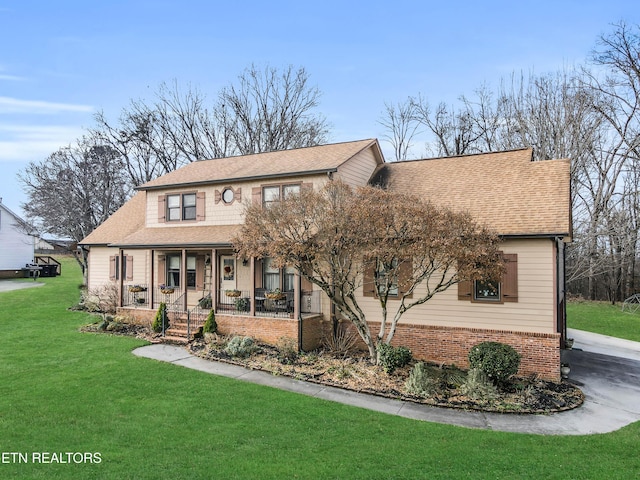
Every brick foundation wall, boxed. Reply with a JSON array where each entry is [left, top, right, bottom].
[[331, 321, 561, 382], [118, 307, 560, 381], [215, 314, 297, 346], [119, 306, 325, 352], [216, 314, 324, 351], [117, 307, 156, 326]]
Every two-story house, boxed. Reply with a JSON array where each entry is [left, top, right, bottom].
[[80, 139, 571, 381]]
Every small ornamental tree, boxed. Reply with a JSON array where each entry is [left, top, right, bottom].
[[152, 302, 168, 333], [233, 181, 504, 364]]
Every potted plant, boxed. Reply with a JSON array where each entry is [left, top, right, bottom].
[[128, 285, 145, 293], [225, 289, 241, 297], [234, 297, 249, 311], [265, 288, 286, 300], [159, 284, 175, 295]]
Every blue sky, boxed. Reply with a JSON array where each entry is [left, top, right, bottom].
[[1, 0, 638, 217]]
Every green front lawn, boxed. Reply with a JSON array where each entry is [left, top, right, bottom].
[[1, 258, 639, 479], [567, 300, 640, 342]]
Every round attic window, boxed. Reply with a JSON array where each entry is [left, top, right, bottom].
[[222, 188, 235, 204]]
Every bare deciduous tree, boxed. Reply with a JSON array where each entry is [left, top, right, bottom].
[[378, 100, 420, 161], [233, 181, 503, 363], [378, 22, 640, 302], [220, 64, 329, 154], [93, 64, 330, 190], [18, 138, 130, 281]]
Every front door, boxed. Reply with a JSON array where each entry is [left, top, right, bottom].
[[220, 256, 236, 292]]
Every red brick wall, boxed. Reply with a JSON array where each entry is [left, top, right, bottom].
[[117, 307, 156, 326], [214, 314, 324, 351], [118, 307, 560, 381], [328, 321, 561, 382]]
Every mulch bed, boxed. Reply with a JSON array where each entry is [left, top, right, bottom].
[[80, 320, 584, 414], [187, 334, 584, 414]]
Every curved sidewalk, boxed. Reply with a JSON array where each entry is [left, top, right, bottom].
[[133, 329, 640, 435]]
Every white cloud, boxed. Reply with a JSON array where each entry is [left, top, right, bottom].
[[0, 74, 26, 81], [0, 124, 85, 162], [0, 96, 94, 114]]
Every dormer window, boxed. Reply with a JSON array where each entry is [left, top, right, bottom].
[[262, 184, 301, 207], [158, 192, 205, 223], [167, 193, 196, 221]]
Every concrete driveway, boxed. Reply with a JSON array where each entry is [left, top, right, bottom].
[[0, 279, 44, 292]]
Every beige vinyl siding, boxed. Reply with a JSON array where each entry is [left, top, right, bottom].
[[88, 247, 149, 290], [335, 148, 379, 187], [87, 247, 117, 289], [120, 249, 148, 286], [356, 239, 557, 334], [145, 175, 330, 228]]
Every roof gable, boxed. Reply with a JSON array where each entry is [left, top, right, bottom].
[[137, 139, 381, 191], [371, 148, 571, 237], [80, 191, 146, 245]]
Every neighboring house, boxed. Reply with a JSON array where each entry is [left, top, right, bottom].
[[36, 237, 76, 254], [0, 199, 36, 278], [80, 139, 571, 381]]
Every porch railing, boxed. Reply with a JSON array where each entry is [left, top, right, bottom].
[[165, 293, 186, 331], [188, 294, 210, 337], [123, 284, 150, 307], [216, 289, 322, 318], [154, 287, 181, 309], [122, 284, 322, 323]]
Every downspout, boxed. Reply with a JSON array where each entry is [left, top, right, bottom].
[[296, 272, 303, 351], [556, 237, 567, 347]]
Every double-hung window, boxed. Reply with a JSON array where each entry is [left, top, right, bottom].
[[263, 257, 281, 291], [284, 266, 296, 292], [458, 253, 518, 303], [262, 184, 301, 207], [474, 279, 501, 302], [186, 255, 196, 288], [166, 255, 181, 287], [376, 258, 399, 297], [363, 257, 412, 299], [166, 254, 197, 288], [167, 193, 197, 221]]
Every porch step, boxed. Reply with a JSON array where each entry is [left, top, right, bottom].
[[163, 321, 204, 342], [161, 335, 189, 345]]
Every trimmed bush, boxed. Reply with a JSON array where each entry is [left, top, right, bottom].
[[460, 368, 498, 403], [202, 309, 217, 334], [276, 337, 298, 364], [405, 362, 438, 397], [152, 303, 169, 333], [377, 343, 412, 374], [225, 336, 256, 358], [468, 341, 521, 386]]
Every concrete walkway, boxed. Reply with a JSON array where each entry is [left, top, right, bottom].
[[133, 329, 640, 435], [0, 279, 44, 292]]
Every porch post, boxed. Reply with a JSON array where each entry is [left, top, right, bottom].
[[211, 248, 217, 310], [150, 250, 155, 309], [118, 248, 124, 308], [249, 257, 256, 316], [181, 249, 187, 311], [294, 271, 300, 319]]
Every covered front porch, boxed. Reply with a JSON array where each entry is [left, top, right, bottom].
[[115, 247, 323, 321]]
